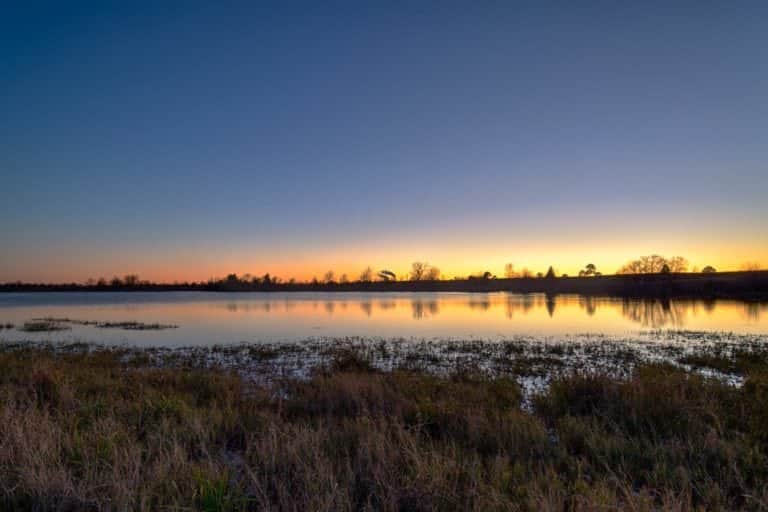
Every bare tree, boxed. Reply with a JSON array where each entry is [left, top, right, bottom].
[[640, 255, 667, 273], [123, 274, 140, 286], [667, 256, 688, 273], [504, 263, 517, 279], [520, 267, 532, 278], [359, 266, 373, 282], [410, 261, 428, 281], [426, 266, 441, 280], [323, 270, 335, 284], [618, 254, 687, 274], [339, 273, 348, 284]]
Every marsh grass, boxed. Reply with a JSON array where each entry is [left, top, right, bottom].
[[18, 320, 71, 332], [0, 340, 767, 511], [31, 318, 178, 330]]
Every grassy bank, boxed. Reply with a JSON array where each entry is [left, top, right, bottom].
[[1, 342, 768, 511]]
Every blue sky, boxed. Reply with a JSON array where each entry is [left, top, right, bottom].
[[2, 2, 767, 281]]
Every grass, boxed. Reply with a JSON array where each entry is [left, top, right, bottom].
[[94, 321, 178, 330], [18, 320, 71, 332], [0, 341, 767, 511], [31, 318, 178, 330]]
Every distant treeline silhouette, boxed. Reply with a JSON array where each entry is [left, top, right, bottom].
[[2, 256, 766, 299]]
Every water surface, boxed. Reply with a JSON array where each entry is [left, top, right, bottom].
[[0, 292, 766, 346]]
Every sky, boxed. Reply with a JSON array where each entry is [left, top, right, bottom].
[[2, 1, 767, 283]]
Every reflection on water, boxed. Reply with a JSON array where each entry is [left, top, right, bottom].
[[579, 296, 597, 316], [0, 292, 766, 346], [621, 298, 685, 329]]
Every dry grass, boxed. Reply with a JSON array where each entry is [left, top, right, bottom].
[[0, 345, 767, 511]]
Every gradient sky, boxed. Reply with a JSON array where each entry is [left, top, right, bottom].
[[2, 2, 767, 283]]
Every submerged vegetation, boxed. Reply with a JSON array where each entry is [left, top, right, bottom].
[[0, 334, 767, 510], [25, 318, 178, 331], [18, 320, 72, 332]]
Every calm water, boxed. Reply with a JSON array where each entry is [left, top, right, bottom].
[[0, 292, 766, 346]]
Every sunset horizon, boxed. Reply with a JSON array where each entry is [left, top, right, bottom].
[[3, 3, 766, 285], [2, 246, 766, 285]]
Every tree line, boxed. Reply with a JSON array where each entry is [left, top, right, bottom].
[[2, 256, 762, 291]]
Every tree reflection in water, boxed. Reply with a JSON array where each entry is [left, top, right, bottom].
[[744, 302, 765, 322], [411, 299, 439, 319], [378, 300, 396, 311], [210, 294, 763, 329], [468, 298, 491, 311], [545, 293, 556, 317], [621, 298, 686, 328], [579, 296, 597, 316]]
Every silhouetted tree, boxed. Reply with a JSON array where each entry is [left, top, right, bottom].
[[426, 266, 441, 280], [504, 263, 517, 279], [660, 264, 671, 274], [520, 268, 532, 278], [409, 261, 440, 281], [339, 274, 349, 284], [123, 274, 139, 286], [742, 261, 762, 271], [359, 267, 373, 282], [378, 270, 396, 282], [667, 256, 688, 273], [410, 262, 427, 281], [545, 266, 556, 279], [324, 270, 335, 284], [618, 254, 688, 274], [702, 265, 717, 274]]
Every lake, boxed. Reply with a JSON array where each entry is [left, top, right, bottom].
[[0, 292, 766, 346]]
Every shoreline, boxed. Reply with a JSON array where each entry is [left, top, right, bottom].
[[2, 270, 768, 300]]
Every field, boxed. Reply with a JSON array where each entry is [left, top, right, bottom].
[[1, 334, 768, 511]]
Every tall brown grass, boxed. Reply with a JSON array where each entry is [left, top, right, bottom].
[[0, 346, 767, 510]]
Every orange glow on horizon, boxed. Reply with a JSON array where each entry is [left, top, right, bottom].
[[3, 244, 765, 284]]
